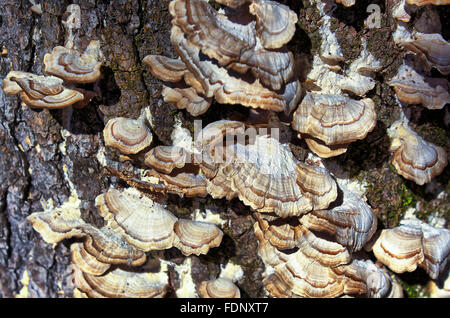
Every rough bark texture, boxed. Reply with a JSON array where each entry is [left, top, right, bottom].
[[0, 0, 448, 298]]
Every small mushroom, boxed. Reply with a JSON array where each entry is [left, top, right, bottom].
[[43, 40, 102, 83], [162, 85, 212, 117], [144, 145, 190, 174], [388, 121, 447, 185], [292, 93, 377, 158], [388, 64, 450, 110], [103, 117, 153, 155], [95, 189, 178, 251], [372, 218, 450, 279], [2, 71, 84, 109], [73, 266, 168, 298], [143, 54, 189, 83], [198, 277, 241, 298], [173, 219, 224, 256]]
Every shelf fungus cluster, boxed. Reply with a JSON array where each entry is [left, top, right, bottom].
[[142, 120, 339, 218], [27, 188, 223, 297], [2, 40, 102, 109], [126, 119, 407, 298], [144, 0, 301, 116], [372, 218, 450, 280], [254, 187, 398, 298], [388, 120, 447, 185]]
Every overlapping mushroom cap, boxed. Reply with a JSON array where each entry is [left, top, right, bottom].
[[43, 40, 102, 83], [372, 218, 450, 279], [388, 121, 447, 185], [406, 0, 450, 5], [73, 266, 168, 298], [2, 71, 85, 108], [292, 93, 377, 158], [388, 64, 450, 110], [398, 32, 450, 75], [144, 0, 301, 115]]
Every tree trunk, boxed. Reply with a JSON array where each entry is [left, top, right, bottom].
[[0, 0, 448, 298]]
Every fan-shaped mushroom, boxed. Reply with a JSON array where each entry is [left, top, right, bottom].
[[173, 219, 224, 256], [198, 277, 241, 298], [43, 40, 102, 83], [299, 190, 377, 252], [388, 121, 447, 185], [103, 117, 153, 155], [292, 93, 377, 158], [399, 32, 450, 75], [2, 71, 84, 109], [388, 64, 450, 110], [372, 218, 450, 279], [144, 145, 190, 174], [248, 0, 298, 49], [95, 189, 178, 251], [73, 266, 168, 298]]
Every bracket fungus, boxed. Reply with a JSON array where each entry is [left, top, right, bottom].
[[372, 218, 450, 280], [144, 0, 301, 116], [398, 32, 450, 75], [388, 121, 448, 185], [292, 93, 377, 158], [2, 40, 102, 110], [43, 40, 102, 83], [2, 71, 85, 109], [388, 64, 450, 110], [103, 117, 153, 155], [73, 266, 168, 298]]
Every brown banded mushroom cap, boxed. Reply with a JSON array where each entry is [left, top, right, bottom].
[[43, 41, 102, 83], [388, 64, 450, 110], [388, 121, 448, 185], [169, 0, 295, 91], [292, 93, 377, 153], [144, 145, 190, 174], [399, 32, 450, 75], [173, 219, 224, 256], [73, 266, 168, 298], [2, 71, 84, 109], [26, 203, 86, 244], [248, 0, 298, 49], [143, 55, 188, 82], [299, 190, 377, 252], [198, 277, 241, 298], [71, 243, 111, 276], [372, 218, 450, 279], [162, 85, 212, 117], [103, 117, 153, 155], [253, 213, 300, 250], [95, 189, 178, 251]]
